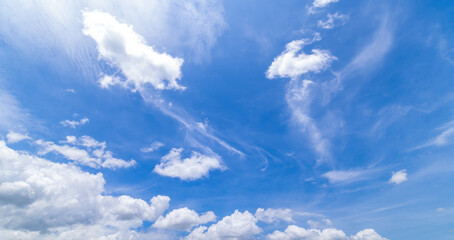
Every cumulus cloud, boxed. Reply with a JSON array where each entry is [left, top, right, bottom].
[[389, 169, 407, 184], [322, 169, 371, 184], [83, 10, 184, 91], [60, 117, 89, 128], [6, 132, 30, 144], [153, 148, 223, 181], [255, 208, 294, 223], [267, 225, 387, 240], [186, 210, 261, 240], [153, 207, 216, 231], [36, 135, 136, 169], [141, 141, 165, 153], [266, 39, 336, 79], [318, 12, 348, 29], [0, 140, 169, 238], [312, 0, 339, 8]]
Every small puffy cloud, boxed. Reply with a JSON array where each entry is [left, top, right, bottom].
[[186, 210, 261, 240], [0, 140, 168, 238], [36, 135, 135, 169], [267, 225, 387, 240], [154, 148, 223, 181], [141, 141, 165, 153], [312, 0, 339, 8], [318, 13, 348, 29], [322, 169, 370, 184], [82, 10, 184, 91], [389, 169, 407, 184], [60, 117, 89, 128], [255, 208, 294, 223], [266, 39, 336, 79], [6, 132, 30, 144], [153, 207, 216, 231]]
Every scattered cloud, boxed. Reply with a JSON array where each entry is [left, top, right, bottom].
[[141, 141, 165, 153], [0, 87, 29, 132], [64, 88, 76, 94], [267, 37, 336, 163], [413, 122, 454, 150], [286, 79, 331, 163], [153, 207, 216, 231], [389, 169, 407, 184], [36, 135, 136, 169], [186, 210, 261, 240], [6, 131, 30, 144], [307, 219, 332, 229], [153, 148, 223, 181], [83, 11, 185, 91], [267, 225, 387, 240], [312, 0, 339, 8], [318, 13, 348, 29], [60, 117, 89, 128], [308, 0, 339, 14], [84, 10, 242, 157], [0, 140, 168, 238], [255, 208, 294, 223], [322, 169, 371, 184], [436, 207, 446, 213], [266, 39, 336, 79], [342, 16, 393, 75]]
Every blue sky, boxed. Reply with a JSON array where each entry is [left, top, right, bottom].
[[0, 0, 453, 239]]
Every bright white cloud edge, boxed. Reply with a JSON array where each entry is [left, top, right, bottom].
[[154, 148, 223, 181]]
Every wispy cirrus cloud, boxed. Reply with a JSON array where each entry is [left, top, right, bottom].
[[82, 10, 243, 158], [267, 36, 336, 163]]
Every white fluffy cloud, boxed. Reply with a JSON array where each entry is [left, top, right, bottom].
[[186, 210, 261, 240], [266, 39, 336, 79], [83, 10, 184, 91], [389, 169, 407, 184], [153, 207, 216, 231], [267, 225, 387, 240], [60, 117, 89, 128], [255, 208, 294, 223], [318, 13, 348, 29], [312, 0, 339, 8], [154, 148, 223, 181], [6, 131, 30, 144], [0, 140, 169, 238], [36, 135, 136, 169]]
